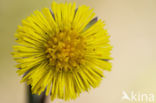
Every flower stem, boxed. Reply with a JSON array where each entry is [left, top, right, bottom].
[[27, 85, 46, 103]]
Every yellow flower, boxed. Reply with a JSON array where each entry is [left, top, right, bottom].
[[12, 1, 112, 101]]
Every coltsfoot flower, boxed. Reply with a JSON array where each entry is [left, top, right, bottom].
[[12, 1, 112, 101]]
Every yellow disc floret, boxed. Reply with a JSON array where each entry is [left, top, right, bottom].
[[45, 30, 86, 71]]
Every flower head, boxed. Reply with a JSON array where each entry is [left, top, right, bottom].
[[12, 1, 112, 101]]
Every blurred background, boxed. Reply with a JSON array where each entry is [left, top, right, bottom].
[[0, 0, 156, 103]]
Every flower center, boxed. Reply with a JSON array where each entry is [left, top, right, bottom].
[[45, 30, 86, 71]]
